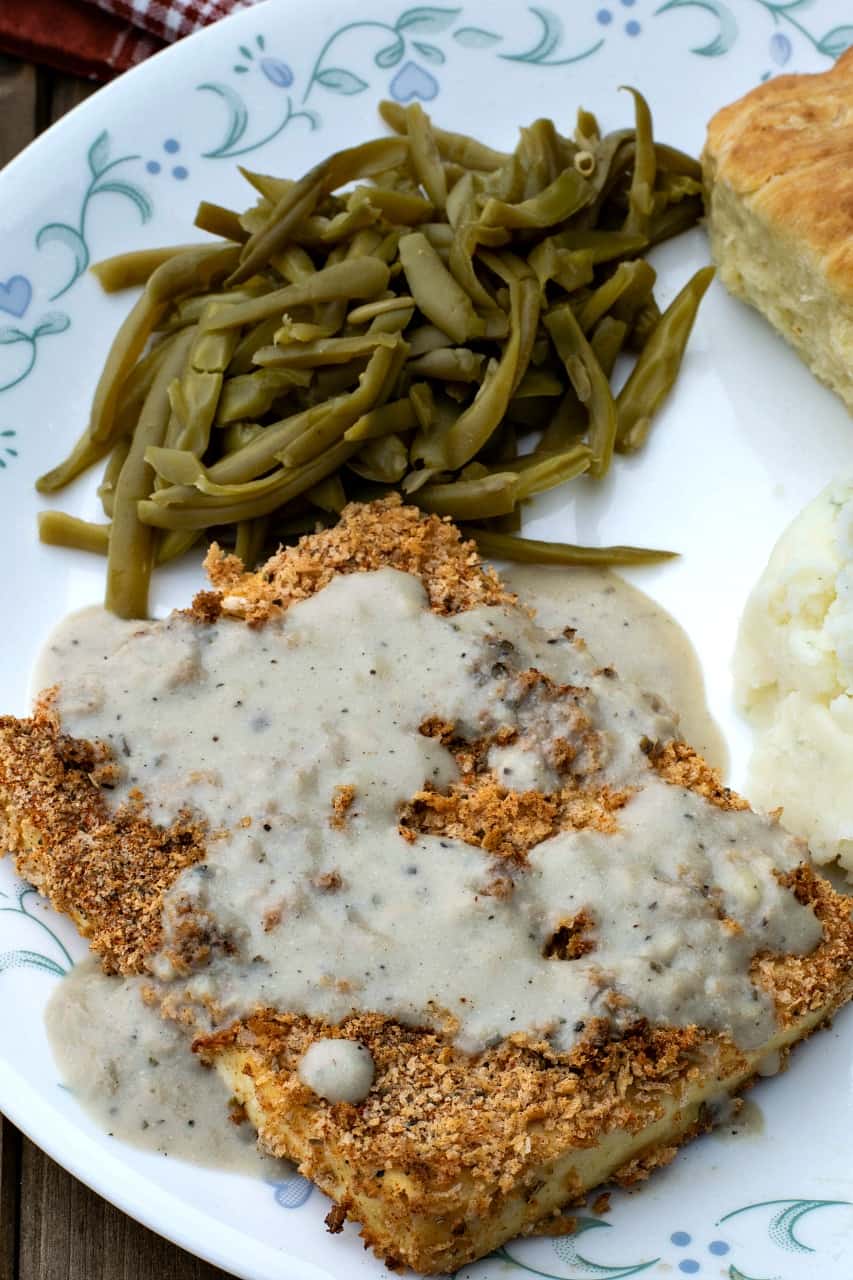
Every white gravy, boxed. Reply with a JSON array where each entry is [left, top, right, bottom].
[[40, 565, 817, 1162]]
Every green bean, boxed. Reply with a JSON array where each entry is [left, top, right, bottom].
[[407, 324, 452, 356], [442, 271, 539, 470], [407, 348, 484, 382], [379, 100, 509, 170], [227, 317, 282, 375], [415, 472, 520, 520], [349, 433, 409, 483], [216, 369, 309, 424], [575, 108, 601, 147], [307, 473, 346, 513], [463, 528, 677, 565], [90, 245, 201, 292], [647, 197, 704, 248], [98, 435, 131, 518], [234, 517, 269, 568], [156, 530, 202, 564], [138, 440, 359, 529], [654, 142, 702, 181], [480, 168, 592, 229], [537, 390, 588, 451], [278, 342, 404, 466], [511, 444, 592, 500], [405, 102, 447, 210], [345, 396, 419, 441], [254, 331, 400, 369], [106, 327, 195, 618], [616, 265, 714, 451], [545, 229, 647, 262], [35, 430, 115, 496], [367, 304, 415, 335], [528, 241, 594, 291], [589, 316, 629, 379], [194, 202, 249, 244], [622, 87, 656, 237], [578, 259, 656, 333], [231, 137, 409, 285], [145, 244, 242, 305], [38, 512, 111, 555], [545, 305, 617, 479], [207, 258, 391, 330], [513, 369, 564, 398], [347, 295, 415, 325], [87, 290, 166, 446], [352, 185, 433, 224], [398, 232, 485, 344]]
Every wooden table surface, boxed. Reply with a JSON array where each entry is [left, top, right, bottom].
[[0, 53, 234, 1280]]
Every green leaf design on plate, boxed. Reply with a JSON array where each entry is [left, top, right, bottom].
[[198, 82, 250, 154], [35, 223, 89, 289], [32, 312, 71, 339], [654, 0, 739, 57], [375, 36, 406, 67], [0, 327, 28, 345], [728, 1268, 773, 1280], [453, 25, 502, 48], [501, 6, 604, 66], [719, 1198, 851, 1253], [395, 6, 461, 35], [817, 25, 853, 57], [0, 949, 66, 978], [315, 67, 369, 94], [87, 130, 111, 178], [92, 181, 153, 224], [412, 40, 445, 63]]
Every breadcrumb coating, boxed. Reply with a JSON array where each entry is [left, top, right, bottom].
[[204, 494, 513, 624]]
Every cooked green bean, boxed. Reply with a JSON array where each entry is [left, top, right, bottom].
[[38, 512, 111, 555], [106, 327, 195, 618], [405, 102, 447, 210], [415, 472, 519, 519], [98, 435, 132, 518], [480, 168, 592, 230], [545, 305, 617, 479], [37, 96, 710, 611], [398, 232, 485, 344], [215, 369, 310, 424], [345, 396, 419, 442], [91, 245, 201, 292], [622, 87, 656, 237], [207, 258, 391, 330], [138, 440, 359, 529], [349, 433, 409, 484], [464, 529, 677, 565], [578, 259, 656, 333], [379, 100, 509, 170], [616, 266, 714, 451], [194, 202, 249, 244], [278, 342, 405, 466], [589, 316, 629, 379], [407, 348, 484, 382], [230, 137, 409, 285]]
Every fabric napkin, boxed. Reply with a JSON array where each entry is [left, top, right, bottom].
[[0, 0, 256, 84], [85, 0, 254, 44]]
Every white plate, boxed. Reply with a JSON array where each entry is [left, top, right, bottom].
[[2, 1, 853, 1276]]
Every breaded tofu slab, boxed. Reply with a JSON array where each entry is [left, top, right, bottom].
[[703, 47, 853, 410], [2, 498, 853, 1274]]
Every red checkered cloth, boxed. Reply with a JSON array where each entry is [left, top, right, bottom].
[[85, 0, 255, 43], [0, 0, 256, 85]]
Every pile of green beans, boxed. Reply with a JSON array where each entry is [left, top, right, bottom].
[[37, 93, 711, 618]]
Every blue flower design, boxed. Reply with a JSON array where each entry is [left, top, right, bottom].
[[234, 34, 293, 88], [260, 56, 294, 88], [769, 31, 792, 65]]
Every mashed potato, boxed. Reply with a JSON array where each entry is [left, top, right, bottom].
[[735, 477, 853, 874]]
